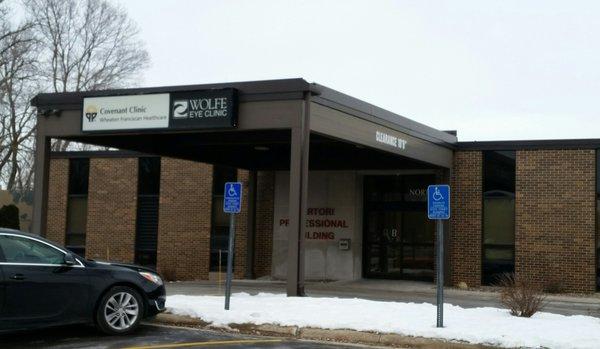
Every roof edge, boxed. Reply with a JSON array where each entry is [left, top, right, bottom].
[[31, 78, 312, 107], [311, 83, 458, 146], [458, 138, 600, 150]]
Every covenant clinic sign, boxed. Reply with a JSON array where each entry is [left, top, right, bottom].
[[82, 89, 237, 132], [82, 94, 169, 131]]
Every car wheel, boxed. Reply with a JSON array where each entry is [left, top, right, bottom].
[[96, 286, 144, 335]]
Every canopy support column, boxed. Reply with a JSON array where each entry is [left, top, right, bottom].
[[32, 133, 51, 235], [287, 92, 311, 296]]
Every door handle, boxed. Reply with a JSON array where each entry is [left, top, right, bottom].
[[10, 274, 25, 281]]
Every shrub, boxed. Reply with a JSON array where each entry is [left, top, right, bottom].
[[495, 273, 546, 317], [0, 204, 20, 229]]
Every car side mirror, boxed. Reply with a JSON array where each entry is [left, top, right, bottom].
[[64, 253, 76, 265]]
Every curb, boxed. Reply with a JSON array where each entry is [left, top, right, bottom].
[[152, 313, 494, 348]]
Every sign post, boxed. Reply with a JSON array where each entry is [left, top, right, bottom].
[[427, 184, 450, 328], [223, 182, 242, 310]]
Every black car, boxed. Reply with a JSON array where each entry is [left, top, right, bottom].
[[0, 228, 165, 334]]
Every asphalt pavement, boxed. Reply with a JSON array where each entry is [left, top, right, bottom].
[[0, 323, 376, 349]]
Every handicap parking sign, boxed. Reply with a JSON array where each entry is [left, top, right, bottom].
[[427, 185, 450, 220], [223, 182, 242, 213]]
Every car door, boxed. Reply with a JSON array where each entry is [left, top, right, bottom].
[[0, 246, 4, 322], [0, 233, 90, 329]]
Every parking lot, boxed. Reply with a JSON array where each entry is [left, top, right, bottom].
[[0, 323, 370, 349]]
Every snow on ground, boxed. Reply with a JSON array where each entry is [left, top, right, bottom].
[[167, 292, 600, 349]]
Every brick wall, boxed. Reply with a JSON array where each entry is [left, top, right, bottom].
[[516, 150, 596, 293], [450, 151, 482, 287], [44, 150, 598, 291], [44, 156, 276, 281], [85, 158, 138, 262], [254, 171, 275, 278], [157, 158, 212, 281], [45, 159, 69, 245]]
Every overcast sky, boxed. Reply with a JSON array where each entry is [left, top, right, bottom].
[[118, 0, 600, 141]]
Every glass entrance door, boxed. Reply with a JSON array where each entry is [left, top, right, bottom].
[[363, 175, 435, 281]]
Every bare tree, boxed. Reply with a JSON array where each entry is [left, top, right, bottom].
[[0, 0, 37, 192], [24, 0, 150, 151], [1, 0, 149, 192], [0, 0, 34, 86]]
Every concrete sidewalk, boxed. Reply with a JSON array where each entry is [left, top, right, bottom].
[[166, 279, 600, 317]]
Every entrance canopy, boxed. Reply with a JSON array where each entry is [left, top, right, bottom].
[[31, 78, 457, 295]]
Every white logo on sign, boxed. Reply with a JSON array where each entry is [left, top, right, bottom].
[[433, 187, 443, 201], [172, 100, 189, 118], [227, 184, 237, 197]]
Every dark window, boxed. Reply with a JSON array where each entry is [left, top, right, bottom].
[[65, 158, 89, 257], [68, 158, 89, 195], [135, 157, 161, 268], [210, 166, 237, 271], [482, 151, 516, 285], [138, 157, 161, 195]]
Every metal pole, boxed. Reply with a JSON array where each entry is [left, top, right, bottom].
[[436, 219, 444, 328], [218, 250, 222, 294], [225, 213, 236, 310]]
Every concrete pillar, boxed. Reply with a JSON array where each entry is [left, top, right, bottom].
[[287, 92, 311, 296], [31, 132, 50, 236]]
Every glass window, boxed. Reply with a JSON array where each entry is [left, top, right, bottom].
[[403, 176, 428, 202], [212, 166, 237, 194], [66, 196, 87, 235], [138, 157, 161, 195], [68, 158, 89, 195], [363, 174, 435, 281], [483, 197, 515, 245], [483, 151, 515, 194], [66, 158, 90, 257], [135, 157, 161, 267], [404, 211, 434, 243], [211, 197, 229, 226], [0, 235, 65, 264], [482, 150, 516, 285]]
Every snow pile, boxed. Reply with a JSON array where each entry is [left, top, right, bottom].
[[167, 293, 600, 348]]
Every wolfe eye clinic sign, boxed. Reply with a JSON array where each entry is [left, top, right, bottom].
[[170, 89, 237, 129], [82, 89, 237, 132]]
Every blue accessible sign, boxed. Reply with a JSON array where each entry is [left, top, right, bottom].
[[223, 182, 242, 214], [427, 185, 450, 220]]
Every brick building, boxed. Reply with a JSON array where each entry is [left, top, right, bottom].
[[31, 79, 600, 294]]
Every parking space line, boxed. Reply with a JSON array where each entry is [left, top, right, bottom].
[[124, 338, 284, 349]]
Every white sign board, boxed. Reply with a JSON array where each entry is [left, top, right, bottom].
[[82, 94, 169, 131]]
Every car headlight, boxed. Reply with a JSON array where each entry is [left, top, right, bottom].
[[139, 271, 163, 286]]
